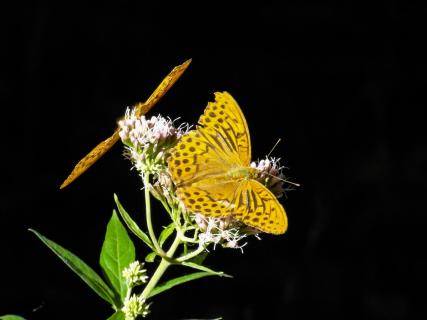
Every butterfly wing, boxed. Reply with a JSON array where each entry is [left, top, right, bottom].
[[198, 92, 251, 166], [174, 179, 287, 235], [176, 181, 241, 217], [168, 91, 251, 215], [60, 59, 191, 189], [233, 180, 287, 234], [135, 59, 192, 117], [168, 91, 251, 187], [60, 129, 121, 189], [168, 130, 233, 187]]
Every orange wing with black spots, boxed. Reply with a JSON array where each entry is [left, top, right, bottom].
[[60, 59, 191, 189], [233, 180, 287, 234], [198, 92, 251, 166]]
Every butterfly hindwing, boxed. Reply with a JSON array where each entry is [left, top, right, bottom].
[[176, 180, 241, 217], [233, 180, 288, 235], [175, 178, 287, 235]]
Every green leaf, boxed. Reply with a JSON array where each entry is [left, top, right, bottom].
[[29, 229, 119, 308], [106, 311, 125, 320], [158, 223, 175, 247], [114, 194, 154, 250], [0, 315, 26, 320], [181, 262, 232, 278], [100, 210, 135, 301], [145, 251, 157, 263], [148, 272, 215, 298]]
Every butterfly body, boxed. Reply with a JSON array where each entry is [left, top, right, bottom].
[[226, 166, 256, 180], [168, 92, 288, 234]]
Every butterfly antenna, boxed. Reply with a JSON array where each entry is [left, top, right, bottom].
[[284, 179, 300, 187], [265, 171, 301, 187], [267, 138, 282, 158]]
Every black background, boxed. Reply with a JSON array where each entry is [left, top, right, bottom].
[[1, 2, 426, 320]]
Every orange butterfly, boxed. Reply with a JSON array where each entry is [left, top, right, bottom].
[[60, 59, 191, 189], [167, 92, 288, 234]]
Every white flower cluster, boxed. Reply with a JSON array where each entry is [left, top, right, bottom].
[[121, 261, 150, 319], [195, 214, 248, 252], [118, 108, 189, 175], [122, 261, 148, 287], [119, 109, 182, 150], [122, 294, 150, 319]]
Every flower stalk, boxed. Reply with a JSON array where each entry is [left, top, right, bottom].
[[143, 173, 166, 257], [141, 233, 181, 299]]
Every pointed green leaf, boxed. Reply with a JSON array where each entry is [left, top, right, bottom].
[[148, 272, 215, 298], [114, 194, 154, 250], [29, 229, 119, 307], [181, 262, 232, 278], [100, 210, 135, 301], [158, 223, 175, 248], [145, 251, 157, 263], [0, 315, 26, 320], [106, 311, 125, 320]]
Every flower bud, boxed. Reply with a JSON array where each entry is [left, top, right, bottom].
[[122, 294, 150, 319], [122, 261, 148, 287]]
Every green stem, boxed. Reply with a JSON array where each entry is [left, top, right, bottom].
[[176, 245, 205, 262], [176, 228, 198, 243], [144, 173, 166, 257], [159, 197, 172, 216], [141, 233, 181, 299], [124, 283, 132, 304]]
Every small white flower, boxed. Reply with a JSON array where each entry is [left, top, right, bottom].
[[119, 108, 187, 151], [223, 238, 248, 253], [122, 261, 148, 287], [121, 294, 150, 319]]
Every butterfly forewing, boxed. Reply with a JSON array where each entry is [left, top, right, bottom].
[[135, 59, 192, 117], [168, 92, 251, 187], [198, 92, 251, 166], [167, 130, 230, 187], [60, 129, 120, 189]]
